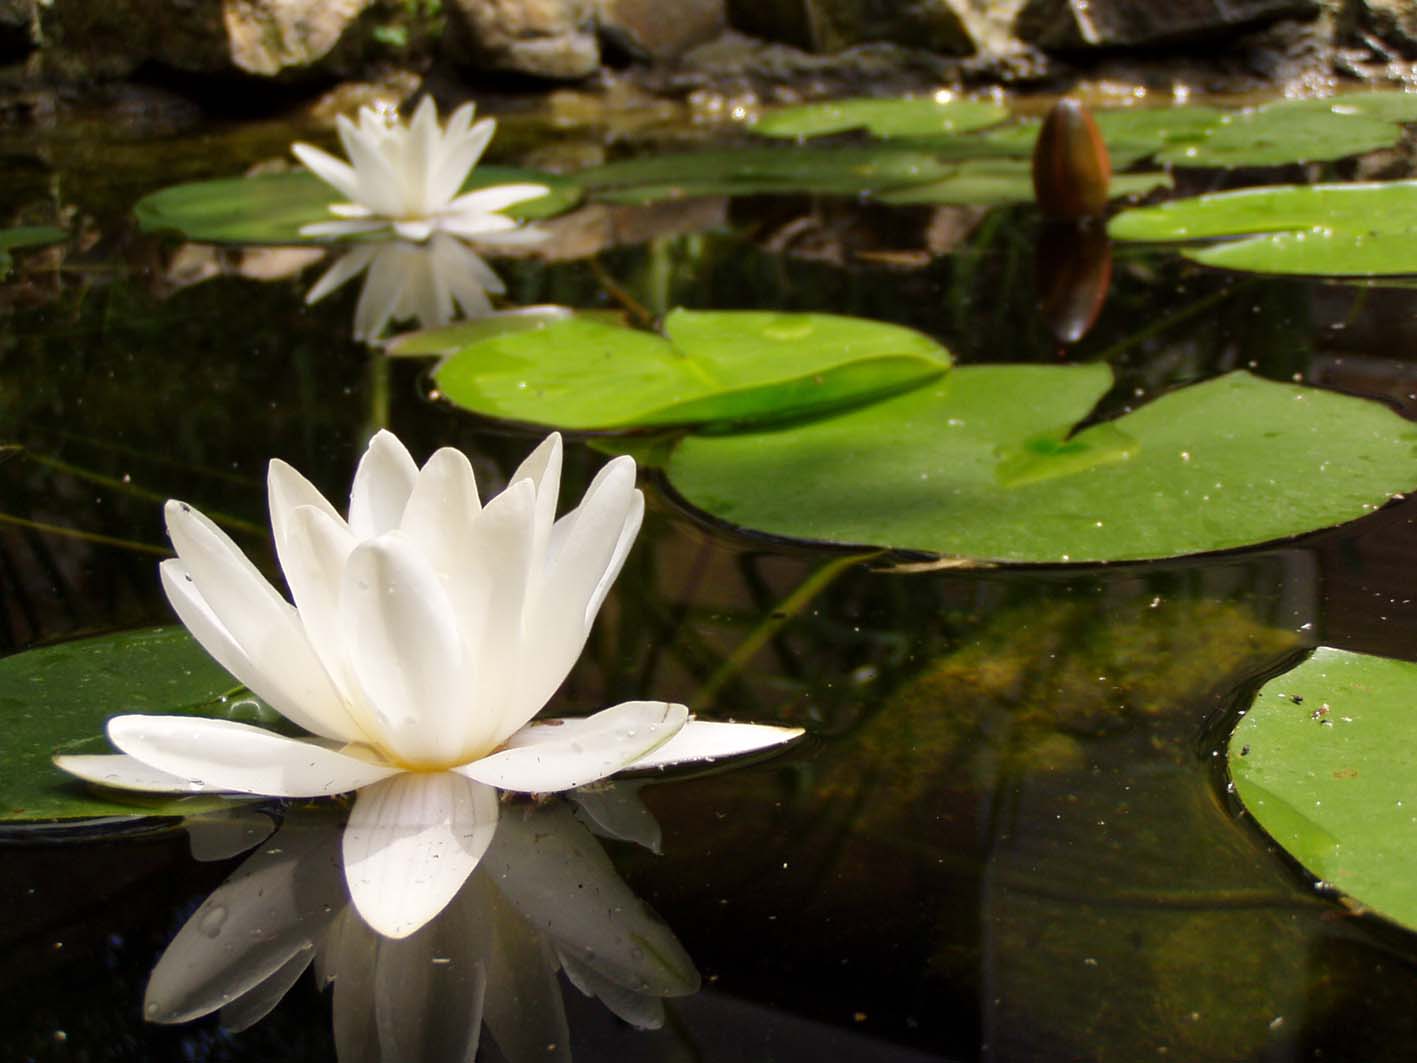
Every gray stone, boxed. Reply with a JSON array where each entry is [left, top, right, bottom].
[[597, 0, 724, 60], [1015, 0, 1321, 51], [1340, 0, 1417, 54], [32, 0, 381, 81], [447, 0, 600, 79], [727, 0, 975, 55], [224, 0, 374, 76]]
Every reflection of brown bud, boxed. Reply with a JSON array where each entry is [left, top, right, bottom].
[[1032, 99, 1111, 220], [1035, 221, 1112, 346]]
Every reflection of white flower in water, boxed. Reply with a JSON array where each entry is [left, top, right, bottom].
[[57, 431, 801, 938], [291, 97, 550, 243], [305, 233, 505, 341], [146, 795, 698, 1061]]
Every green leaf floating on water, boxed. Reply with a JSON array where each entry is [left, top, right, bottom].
[[1108, 180, 1417, 276], [0, 627, 265, 822], [133, 166, 580, 245], [1153, 92, 1417, 168], [1230, 646, 1417, 932], [878, 159, 1170, 206], [0, 225, 65, 279], [575, 145, 958, 204], [665, 366, 1417, 562], [752, 96, 1009, 139], [426, 309, 952, 431]]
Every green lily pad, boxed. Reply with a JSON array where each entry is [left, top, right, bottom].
[[0, 225, 65, 279], [0, 627, 263, 821], [1108, 181, 1417, 276], [877, 159, 1171, 206], [428, 309, 952, 431], [979, 106, 1227, 169], [1153, 95, 1414, 168], [985, 93, 1417, 169], [133, 166, 580, 245], [576, 145, 957, 204], [1230, 646, 1417, 932], [665, 367, 1417, 563], [751, 96, 1009, 139]]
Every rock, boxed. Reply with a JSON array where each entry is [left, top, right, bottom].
[[1015, 0, 1321, 51], [446, 0, 600, 79], [223, 0, 374, 77], [1341, 0, 1417, 55], [727, 0, 975, 55], [596, 0, 724, 60], [31, 0, 384, 82]]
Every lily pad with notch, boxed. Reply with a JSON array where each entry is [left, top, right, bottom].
[[0, 626, 272, 822], [418, 309, 953, 431], [665, 366, 1417, 562], [1230, 646, 1417, 933], [133, 166, 579, 245], [1108, 180, 1417, 276]]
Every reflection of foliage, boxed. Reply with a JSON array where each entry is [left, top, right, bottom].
[[814, 594, 1301, 826]]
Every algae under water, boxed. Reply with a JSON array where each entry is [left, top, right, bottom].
[[7, 96, 1417, 1062]]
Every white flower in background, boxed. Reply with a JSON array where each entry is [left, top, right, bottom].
[[306, 233, 505, 341], [291, 97, 550, 243], [57, 431, 802, 938]]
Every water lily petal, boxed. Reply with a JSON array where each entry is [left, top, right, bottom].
[[457, 225, 550, 247], [158, 558, 257, 693], [292, 142, 362, 202], [342, 772, 500, 939], [304, 244, 379, 305], [328, 202, 375, 219], [404, 95, 440, 211], [431, 116, 495, 206], [627, 719, 805, 771], [342, 534, 472, 765], [107, 715, 400, 797], [461, 479, 536, 749], [509, 432, 562, 572], [300, 218, 390, 239], [439, 210, 518, 239], [268, 458, 346, 562], [401, 449, 484, 621], [457, 702, 688, 793], [393, 219, 434, 242], [348, 430, 419, 539], [559, 953, 667, 1029], [164, 502, 355, 741], [54, 752, 217, 793], [337, 114, 404, 217], [448, 183, 550, 216], [569, 782, 662, 852], [488, 802, 698, 996], [145, 816, 344, 1024], [430, 237, 500, 317], [515, 458, 641, 722], [279, 505, 366, 714], [483, 891, 571, 1063], [352, 246, 410, 340]]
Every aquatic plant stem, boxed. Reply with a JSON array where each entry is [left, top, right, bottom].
[[0, 512, 168, 556], [693, 550, 875, 708]]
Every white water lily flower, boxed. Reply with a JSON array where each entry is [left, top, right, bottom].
[[291, 97, 550, 243], [57, 431, 802, 938], [306, 233, 505, 341]]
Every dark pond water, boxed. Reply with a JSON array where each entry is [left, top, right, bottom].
[[7, 98, 1417, 1062]]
